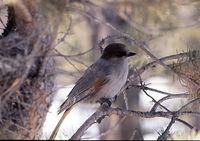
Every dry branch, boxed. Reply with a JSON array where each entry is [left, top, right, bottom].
[[71, 106, 200, 140]]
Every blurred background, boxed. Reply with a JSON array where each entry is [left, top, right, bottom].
[[0, 0, 200, 140]]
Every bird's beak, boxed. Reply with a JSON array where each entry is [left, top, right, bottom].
[[126, 52, 136, 57]]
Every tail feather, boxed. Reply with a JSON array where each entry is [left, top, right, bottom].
[[49, 107, 72, 140], [58, 99, 72, 114]]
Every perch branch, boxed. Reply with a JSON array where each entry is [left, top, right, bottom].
[[70, 107, 170, 140], [70, 106, 200, 140]]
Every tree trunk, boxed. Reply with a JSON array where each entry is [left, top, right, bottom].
[[0, 1, 58, 139]]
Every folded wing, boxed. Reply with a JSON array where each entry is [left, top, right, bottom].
[[58, 60, 110, 114]]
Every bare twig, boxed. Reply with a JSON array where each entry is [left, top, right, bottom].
[[131, 84, 188, 96], [55, 18, 72, 47], [175, 118, 194, 130], [70, 57, 89, 68], [129, 129, 137, 140], [178, 97, 200, 113], [156, 97, 200, 140], [150, 94, 188, 112], [52, 47, 94, 58], [0, 17, 6, 28], [181, 111, 200, 116], [136, 68, 171, 113], [54, 49, 83, 75], [123, 91, 129, 110], [157, 115, 176, 140], [130, 128, 144, 140], [143, 88, 171, 113], [83, 116, 126, 140]]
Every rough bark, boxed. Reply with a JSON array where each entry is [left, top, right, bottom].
[[0, 1, 57, 139]]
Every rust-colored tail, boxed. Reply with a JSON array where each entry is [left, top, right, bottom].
[[49, 107, 72, 140]]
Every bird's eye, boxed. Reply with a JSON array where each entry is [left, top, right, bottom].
[[116, 51, 126, 57]]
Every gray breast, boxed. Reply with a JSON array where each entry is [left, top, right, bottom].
[[88, 58, 129, 103]]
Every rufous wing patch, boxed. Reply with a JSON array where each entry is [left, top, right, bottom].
[[89, 77, 109, 93]]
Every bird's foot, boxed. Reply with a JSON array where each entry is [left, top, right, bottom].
[[113, 95, 118, 102], [96, 115, 106, 123], [96, 98, 113, 123], [96, 97, 112, 109]]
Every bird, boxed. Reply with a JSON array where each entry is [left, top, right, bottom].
[[49, 43, 136, 140]]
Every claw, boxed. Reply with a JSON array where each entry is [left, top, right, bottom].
[[96, 97, 112, 108]]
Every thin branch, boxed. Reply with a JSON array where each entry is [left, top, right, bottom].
[[143, 88, 171, 113], [175, 118, 194, 130], [83, 116, 126, 140], [136, 69, 171, 113], [135, 52, 189, 76], [54, 49, 83, 75], [131, 84, 188, 96], [52, 47, 94, 58], [150, 94, 188, 112], [70, 57, 89, 68], [178, 97, 200, 113], [123, 91, 129, 110], [181, 111, 200, 116], [157, 97, 200, 140], [55, 18, 72, 47], [129, 129, 137, 140], [29, 46, 94, 59], [157, 115, 176, 140], [0, 18, 6, 30], [130, 128, 144, 140]]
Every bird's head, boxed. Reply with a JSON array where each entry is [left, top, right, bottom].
[[101, 43, 136, 60]]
